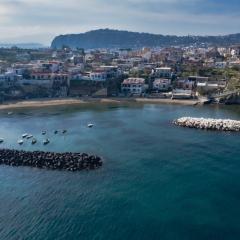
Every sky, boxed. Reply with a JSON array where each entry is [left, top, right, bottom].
[[0, 0, 240, 45]]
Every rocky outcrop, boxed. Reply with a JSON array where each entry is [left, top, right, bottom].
[[0, 149, 103, 171], [174, 117, 240, 132]]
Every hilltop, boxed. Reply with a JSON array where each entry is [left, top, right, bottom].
[[51, 29, 240, 49]]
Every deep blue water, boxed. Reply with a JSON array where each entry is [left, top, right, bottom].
[[0, 103, 240, 240]]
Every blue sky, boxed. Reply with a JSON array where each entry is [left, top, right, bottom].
[[0, 0, 240, 45]]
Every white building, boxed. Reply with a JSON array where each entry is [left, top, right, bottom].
[[33, 61, 63, 73], [19, 72, 69, 88], [121, 78, 147, 95], [176, 79, 195, 90], [0, 71, 22, 88], [90, 71, 107, 81], [154, 67, 172, 78], [196, 81, 226, 91], [153, 79, 171, 91], [99, 66, 122, 78], [172, 89, 193, 99]]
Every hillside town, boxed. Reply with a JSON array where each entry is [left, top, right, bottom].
[[0, 45, 240, 104]]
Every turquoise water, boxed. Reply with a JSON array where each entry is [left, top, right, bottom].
[[0, 103, 240, 240]]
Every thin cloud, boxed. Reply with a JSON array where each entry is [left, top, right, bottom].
[[0, 0, 239, 45]]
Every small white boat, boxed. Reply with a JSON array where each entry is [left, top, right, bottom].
[[22, 133, 28, 138], [87, 124, 94, 128], [42, 131, 46, 135], [26, 134, 33, 139], [32, 138, 37, 145], [0, 138, 4, 143], [43, 139, 50, 145], [7, 112, 13, 115], [18, 139, 24, 145]]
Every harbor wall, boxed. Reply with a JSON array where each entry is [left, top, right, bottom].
[[174, 117, 240, 131], [0, 149, 103, 171]]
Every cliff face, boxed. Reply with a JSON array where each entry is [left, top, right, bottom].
[[51, 29, 240, 49]]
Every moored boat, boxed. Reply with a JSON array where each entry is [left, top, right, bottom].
[[0, 138, 4, 143], [26, 134, 33, 139], [18, 139, 24, 145], [43, 139, 50, 145], [88, 124, 94, 128], [22, 133, 28, 138], [32, 138, 37, 145]]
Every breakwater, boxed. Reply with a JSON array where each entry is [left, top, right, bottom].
[[174, 117, 240, 131], [0, 149, 103, 171]]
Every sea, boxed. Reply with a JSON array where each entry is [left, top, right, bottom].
[[0, 103, 239, 240]]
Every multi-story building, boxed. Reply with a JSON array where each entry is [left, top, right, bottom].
[[121, 78, 147, 95], [32, 61, 64, 73], [153, 79, 171, 91], [0, 71, 22, 88], [90, 71, 107, 81], [153, 67, 172, 78], [176, 79, 195, 90], [20, 73, 69, 94]]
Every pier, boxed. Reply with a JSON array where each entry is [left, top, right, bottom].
[[174, 117, 240, 132], [0, 149, 103, 171]]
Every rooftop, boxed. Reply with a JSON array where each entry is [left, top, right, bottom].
[[154, 79, 171, 84], [123, 78, 145, 84]]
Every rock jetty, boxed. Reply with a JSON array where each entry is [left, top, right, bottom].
[[174, 117, 240, 132], [0, 149, 103, 171]]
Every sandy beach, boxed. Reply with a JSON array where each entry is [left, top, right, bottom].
[[0, 98, 88, 110], [0, 97, 199, 110]]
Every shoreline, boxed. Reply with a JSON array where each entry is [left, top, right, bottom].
[[0, 97, 199, 110]]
